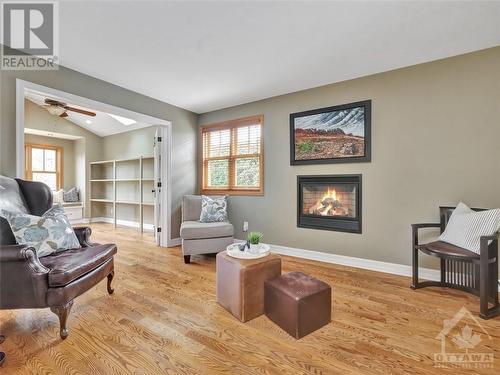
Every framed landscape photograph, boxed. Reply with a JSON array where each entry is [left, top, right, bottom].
[[290, 100, 371, 165]]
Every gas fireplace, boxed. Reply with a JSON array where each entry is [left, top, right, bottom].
[[297, 175, 362, 233]]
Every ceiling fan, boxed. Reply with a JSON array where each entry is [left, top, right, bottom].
[[44, 98, 96, 118]]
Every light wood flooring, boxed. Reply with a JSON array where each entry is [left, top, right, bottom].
[[1, 223, 499, 374]]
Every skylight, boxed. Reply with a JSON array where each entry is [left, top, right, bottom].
[[108, 113, 137, 126]]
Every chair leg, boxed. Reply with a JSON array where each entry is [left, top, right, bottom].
[[479, 252, 489, 319], [440, 258, 446, 283], [411, 247, 419, 289], [107, 271, 115, 295], [50, 300, 73, 340], [184, 255, 191, 264]]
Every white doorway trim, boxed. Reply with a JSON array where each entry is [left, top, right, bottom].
[[16, 79, 176, 247]]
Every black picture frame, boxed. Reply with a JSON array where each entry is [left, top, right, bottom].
[[290, 100, 371, 165]]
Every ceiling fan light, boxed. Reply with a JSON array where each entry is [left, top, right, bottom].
[[47, 105, 66, 116]]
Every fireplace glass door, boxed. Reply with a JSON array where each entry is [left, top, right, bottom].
[[297, 175, 362, 233], [301, 183, 357, 219]]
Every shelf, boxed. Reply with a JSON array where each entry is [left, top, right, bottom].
[[90, 160, 114, 165], [116, 200, 140, 205], [90, 155, 155, 233], [115, 157, 141, 163]]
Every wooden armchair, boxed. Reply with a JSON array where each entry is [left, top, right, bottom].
[[411, 206, 499, 319]]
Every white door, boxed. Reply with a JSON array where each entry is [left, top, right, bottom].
[[153, 127, 163, 246]]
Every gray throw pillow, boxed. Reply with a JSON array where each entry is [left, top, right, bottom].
[[63, 187, 79, 202], [0, 175, 28, 214], [439, 202, 500, 254], [200, 195, 228, 223], [0, 205, 80, 257]]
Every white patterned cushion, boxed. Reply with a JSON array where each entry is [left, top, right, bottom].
[[439, 202, 500, 254], [0, 205, 80, 257], [63, 187, 79, 202], [199, 195, 228, 223], [53, 189, 64, 204]]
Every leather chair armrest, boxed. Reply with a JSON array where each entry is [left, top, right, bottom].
[[0, 244, 49, 273], [73, 226, 96, 247], [0, 244, 49, 309]]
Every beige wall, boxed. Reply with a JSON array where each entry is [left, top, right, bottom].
[[0, 64, 198, 239], [24, 133, 77, 191], [199, 47, 500, 268]]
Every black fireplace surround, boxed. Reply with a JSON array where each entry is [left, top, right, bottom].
[[297, 174, 362, 233]]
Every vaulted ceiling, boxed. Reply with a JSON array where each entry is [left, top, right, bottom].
[[58, 1, 500, 113]]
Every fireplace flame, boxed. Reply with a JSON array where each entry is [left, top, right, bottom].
[[324, 188, 336, 201], [308, 187, 348, 217]]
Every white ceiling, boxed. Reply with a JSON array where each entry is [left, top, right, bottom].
[[25, 90, 154, 137], [58, 1, 500, 114]]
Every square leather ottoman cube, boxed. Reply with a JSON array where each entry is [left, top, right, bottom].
[[264, 272, 331, 339], [216, 251, 281, 322]]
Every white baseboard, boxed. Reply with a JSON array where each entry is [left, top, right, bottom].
[[69, 218, 89, 225], [168, 237, 182, 247], [91, 217, 154, 231], [236, 240, 500, 290], [268, 242, 440, 281], [243, 240, 440, 278]]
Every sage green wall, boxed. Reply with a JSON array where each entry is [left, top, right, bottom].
[[199, 47, 500, 267], [102, 127, 155, 160], [101, 125, 196, 238], [0, 64, 198, 240], [23, 98, 103, 217], [24, 133, 77, 191]]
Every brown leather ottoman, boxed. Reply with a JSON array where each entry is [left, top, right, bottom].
[[216, 252, 281, 322], [264, 272, 331, 339]]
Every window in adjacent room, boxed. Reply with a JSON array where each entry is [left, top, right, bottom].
[[25, 144, 63, 190], [201, 115, 263, 195]]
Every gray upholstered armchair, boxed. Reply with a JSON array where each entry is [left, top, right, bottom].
[[180, 195, 234, 263]]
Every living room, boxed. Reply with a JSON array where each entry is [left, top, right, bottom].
[[1, 1, 499, 374]]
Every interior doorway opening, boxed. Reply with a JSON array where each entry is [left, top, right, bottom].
[[16, 79, 174, 247]]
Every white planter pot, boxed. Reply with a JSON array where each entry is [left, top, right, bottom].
[[249, 244, 260, 253]]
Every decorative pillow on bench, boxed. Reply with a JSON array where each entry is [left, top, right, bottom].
[[0, 205, 80, 257], [63, 187, 80, 202], [438, 202, 500, 254], [200, 195, 228, 223]]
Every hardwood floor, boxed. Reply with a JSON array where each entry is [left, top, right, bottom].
[[1, 223, 499, 374]]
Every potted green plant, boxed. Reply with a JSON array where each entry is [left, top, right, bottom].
[[247, 232, 263, 253]]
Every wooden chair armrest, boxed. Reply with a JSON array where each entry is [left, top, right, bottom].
[[411, 223, 440, 246], [411, 223, 440, 229], [480, 232, 499, 258]]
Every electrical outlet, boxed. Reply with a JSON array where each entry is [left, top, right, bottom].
[[243, 221, 249, 232]]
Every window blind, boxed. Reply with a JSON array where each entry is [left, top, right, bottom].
[[201, 115, 263, 195]]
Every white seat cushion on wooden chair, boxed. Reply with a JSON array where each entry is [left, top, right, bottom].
[[439, 202, 500, 254]]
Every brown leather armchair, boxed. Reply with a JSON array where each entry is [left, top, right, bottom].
[[0, 176, 117, 339]]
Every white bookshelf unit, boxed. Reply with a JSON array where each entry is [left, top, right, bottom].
[[90, 156, 155, 232]]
